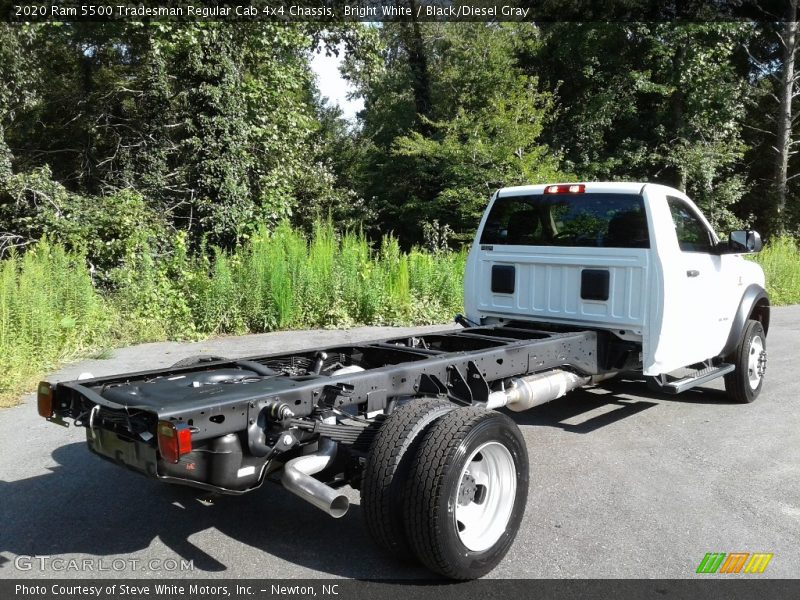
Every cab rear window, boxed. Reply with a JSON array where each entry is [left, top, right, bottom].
[[479, 193, 650, 248]]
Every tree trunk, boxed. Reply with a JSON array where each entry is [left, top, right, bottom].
[[404, 0, 432, 127], [774, 3, 798, 233], [670, 44, 687, 192]]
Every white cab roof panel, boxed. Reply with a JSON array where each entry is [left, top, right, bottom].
[[498, 182, 648, 197]]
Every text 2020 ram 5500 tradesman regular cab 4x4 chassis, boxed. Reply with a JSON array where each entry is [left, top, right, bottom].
[[38, 182, 769, 579]]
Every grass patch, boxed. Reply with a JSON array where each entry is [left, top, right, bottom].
[[752, 235, 800, 306], [0, 242, 113, 406], [90, 348, 115, 360], [0, 223, 466, 406]]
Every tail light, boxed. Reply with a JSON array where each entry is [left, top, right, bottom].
[[37, 382, 54, 418], [544, 184, 585, 194], [157, 421, 192, 463]]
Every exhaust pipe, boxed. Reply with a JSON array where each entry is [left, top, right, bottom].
[[487, 369, 591, 411], [281, 437, 350, 518]]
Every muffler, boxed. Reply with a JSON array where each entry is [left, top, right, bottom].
[[281, 437, 350, 518], [486, 369, 591, 411]]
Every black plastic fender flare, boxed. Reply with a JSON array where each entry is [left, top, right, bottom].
[[720, 283, 770, 358]]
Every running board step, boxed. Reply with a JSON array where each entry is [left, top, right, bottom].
[[658, 363, 735, 394]]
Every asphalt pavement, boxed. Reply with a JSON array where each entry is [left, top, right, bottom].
[[0, 311, 798, 579]]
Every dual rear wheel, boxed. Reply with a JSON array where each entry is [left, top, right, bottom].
[[362, 401, 528, 579]]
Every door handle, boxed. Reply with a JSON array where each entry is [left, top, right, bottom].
[[686, 270, 700, 278]]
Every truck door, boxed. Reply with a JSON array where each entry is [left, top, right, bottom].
[[663, 195, 736, 364]]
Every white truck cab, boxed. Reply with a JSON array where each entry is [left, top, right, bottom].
[[465, 182, 770, 401]]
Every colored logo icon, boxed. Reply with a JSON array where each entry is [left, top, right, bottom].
[[696, 552, 773, 574]]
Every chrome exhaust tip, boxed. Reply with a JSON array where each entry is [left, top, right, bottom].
[[280, 437, 350, 518]]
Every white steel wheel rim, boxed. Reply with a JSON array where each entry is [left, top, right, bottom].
[[454, 441, 516, 552], [747, 335, 765, 389]]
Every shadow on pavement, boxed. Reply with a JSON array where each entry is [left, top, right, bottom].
[[506, 375, 735, 432], [602, 375, 737, 405], [505, 383, 657, 432], [0, 442, 431, 579]]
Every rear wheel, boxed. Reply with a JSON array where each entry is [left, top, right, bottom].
[[361, 399, 455, 561], [724, 319, 766, 403], [403, 407, 528, 579]]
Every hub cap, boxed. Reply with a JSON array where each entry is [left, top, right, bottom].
[[454, 441, 516, 552], [748, 335, 766, 390]]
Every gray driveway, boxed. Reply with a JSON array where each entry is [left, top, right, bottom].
[[1, 311, 797, 579]]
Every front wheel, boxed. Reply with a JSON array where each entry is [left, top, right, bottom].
[[724, 319, 767, 403], [402, 407, 528, 579]]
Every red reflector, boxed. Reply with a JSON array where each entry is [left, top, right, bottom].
[[157, 421, 192, 464], [544, 184, 585, 194], [37, 381, 54, 418]]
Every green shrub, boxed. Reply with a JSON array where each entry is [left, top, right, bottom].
[[0, 242, 112, 405], [0, 221, 469, 405], [753, 235, 800, 306], [0, 168, 170, 282]]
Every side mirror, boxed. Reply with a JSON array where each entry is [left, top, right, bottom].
[[727, 230, 763, 254]]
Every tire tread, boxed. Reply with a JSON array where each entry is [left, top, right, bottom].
[[403, 407, 521, 579], [361, 399, 454, 560], [724, 319, 765, 404]]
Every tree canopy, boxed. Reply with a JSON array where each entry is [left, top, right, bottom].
[[1, 20, 798, 265]]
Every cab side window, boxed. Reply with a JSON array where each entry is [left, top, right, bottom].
[[667, 196, 716, 253]]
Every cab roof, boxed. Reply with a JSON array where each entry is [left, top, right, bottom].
[[498, 182, 650, 197]]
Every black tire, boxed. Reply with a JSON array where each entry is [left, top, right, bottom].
[[361, 399, 455, 561], [170, 355, 227, 368], [725, 319, 767, 403], [403, 407, 529, 579]]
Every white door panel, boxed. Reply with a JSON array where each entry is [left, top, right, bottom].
[[649, 193, 740, 373]]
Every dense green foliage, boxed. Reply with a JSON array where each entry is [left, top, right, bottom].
[[1, 20, 799, 402], [530, 23, 752, 232], [352, 24, 560, 244], [0, 223, 465, 405], [112, 221, 465, 339], [2, 21, 799, 253], [0, 242, 113, 404], [346, 22, 799, 240], [0, 22, 337, 249], [751, 236, 800, 306]]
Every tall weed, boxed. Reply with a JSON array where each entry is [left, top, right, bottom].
[[0, 243, 111, 404], [752, 235, 800, 305], [1, 221, 469, 404]]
